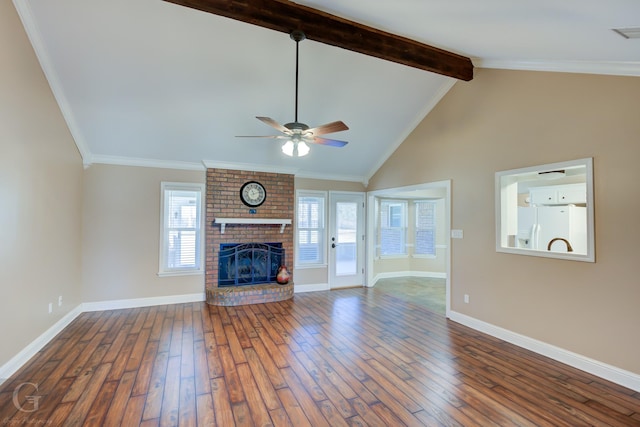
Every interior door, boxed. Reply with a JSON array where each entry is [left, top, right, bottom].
[[329, 192, 365, 289]]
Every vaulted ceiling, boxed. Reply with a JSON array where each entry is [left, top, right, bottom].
[[14, 0, 640, 183]]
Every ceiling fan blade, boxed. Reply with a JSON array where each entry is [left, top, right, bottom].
[[311, 136, 348, 147], [256, 116, 292, 134], [306, 121, 349, 136]]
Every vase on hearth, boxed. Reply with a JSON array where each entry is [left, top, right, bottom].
[[276, 265, 290, 284]]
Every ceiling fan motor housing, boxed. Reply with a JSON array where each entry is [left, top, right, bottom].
[[284, 122, 309, 132]]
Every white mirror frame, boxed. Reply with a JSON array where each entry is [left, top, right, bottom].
[[495, 158, 595, 262]]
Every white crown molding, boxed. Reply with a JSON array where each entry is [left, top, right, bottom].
[[478, 59, 640, 77], [204, 160, 366, 183], [202, 160, 299, 175], [365, 78, 457, 184], [12, 0, 92, 166], [90, 155, 205, 171], [89, 156, 367, 183], [449, 310, 640, 393], [294, 170, 366, 184]]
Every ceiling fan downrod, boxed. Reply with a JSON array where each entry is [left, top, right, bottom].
[[290, 30, 306, 124]]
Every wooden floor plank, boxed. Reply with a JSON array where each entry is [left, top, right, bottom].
[[159, 356, 181, 427], [118, 394, 146, 426], [131, 339, 160, 396], [276, 387, 313, 427], [193, 339, 212, 395], [83, 379, 118, 426], [237, 362, 274, 426], [244, 347, 283, 410], [196, 393, 216, 426], [61, 362, 112, 425], [141, 350, 170, 422], [210, 377, 235, 426], [103, 371, 137, 426], [0, 292, 638, 426], [179, 376, 197, 427]]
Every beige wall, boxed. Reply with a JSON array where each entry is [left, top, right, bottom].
[[368, 68, 640, 375], [0, 2, 83, 366], [82, 164, 205, 302]]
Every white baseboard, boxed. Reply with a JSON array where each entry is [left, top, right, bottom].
[[82, 292, 205, 312], [372, 270, 446, 286], [294, 283, 329, 293], [449, 311, 640, 393], [1, 293, 207, 383], [0, 305, 83, 384]]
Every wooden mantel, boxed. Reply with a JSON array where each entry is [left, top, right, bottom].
[[213, 218, 292, 234]]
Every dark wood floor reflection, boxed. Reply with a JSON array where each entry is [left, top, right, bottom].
[[1, 287, 639, 426]]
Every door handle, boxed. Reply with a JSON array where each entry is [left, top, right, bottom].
[[331, 243, 336, 248]]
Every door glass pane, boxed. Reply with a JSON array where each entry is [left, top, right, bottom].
[[336, 202, 357, 276]]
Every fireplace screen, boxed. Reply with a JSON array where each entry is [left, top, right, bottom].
[[218, 243, 284, 287]]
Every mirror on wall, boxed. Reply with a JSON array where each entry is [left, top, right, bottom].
[[495, 158, 595, 262]]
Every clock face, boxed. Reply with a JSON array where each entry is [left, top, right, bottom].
[[240, 181, 266, 207]]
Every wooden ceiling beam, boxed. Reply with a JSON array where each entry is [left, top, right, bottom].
[[163, 0, 474, 81]]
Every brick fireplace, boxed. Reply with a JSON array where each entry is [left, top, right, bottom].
[[205, 168, 294, 306]]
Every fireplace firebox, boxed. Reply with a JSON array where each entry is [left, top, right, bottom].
[[218, 243, 284, 287]]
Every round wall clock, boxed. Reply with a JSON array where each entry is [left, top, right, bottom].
[[240, 181, 267, 207]]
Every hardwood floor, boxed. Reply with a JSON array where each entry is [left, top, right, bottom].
[[374, 277, 446, 315], [1, 287, 639, 426]]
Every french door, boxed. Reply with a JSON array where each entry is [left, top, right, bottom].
[[328, 192, 365, 289]]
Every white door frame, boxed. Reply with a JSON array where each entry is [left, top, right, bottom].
[[365, 180, 451, 317], [328, 191, 365, 289]]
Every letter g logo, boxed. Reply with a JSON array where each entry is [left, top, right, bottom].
[[13, 382, 41, 413]]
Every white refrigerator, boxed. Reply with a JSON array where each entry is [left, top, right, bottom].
[[517, 206, 587, 254]]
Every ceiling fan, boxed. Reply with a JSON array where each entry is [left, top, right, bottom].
[[237, 30, 349, 157]]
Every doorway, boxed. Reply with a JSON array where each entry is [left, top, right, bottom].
[[366, 180, 451, 317], [328, 192, 365, 289]]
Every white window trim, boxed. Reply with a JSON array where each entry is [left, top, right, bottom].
[[158, 182, 205, 277], [295, 190, 327, 268]]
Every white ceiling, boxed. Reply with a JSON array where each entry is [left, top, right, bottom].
[[15, 0, 640, 184]]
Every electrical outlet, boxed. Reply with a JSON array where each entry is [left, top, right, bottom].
[[58, 296, 63, 306], [464, 294, 470, 304], [48, 303, 53, 314]]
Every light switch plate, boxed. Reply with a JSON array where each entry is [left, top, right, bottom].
[[451, 229, 464, 239]]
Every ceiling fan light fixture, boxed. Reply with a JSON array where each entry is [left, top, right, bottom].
[[282, 140, 294, 156], [281, 139, 310, 157], [297, 140, 310, 156]]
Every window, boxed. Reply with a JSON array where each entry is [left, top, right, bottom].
[[379, 200, 407, 256], [296, 191, 326, 266], [159, 182, 204, 276], [415, 201, 436, 256]]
